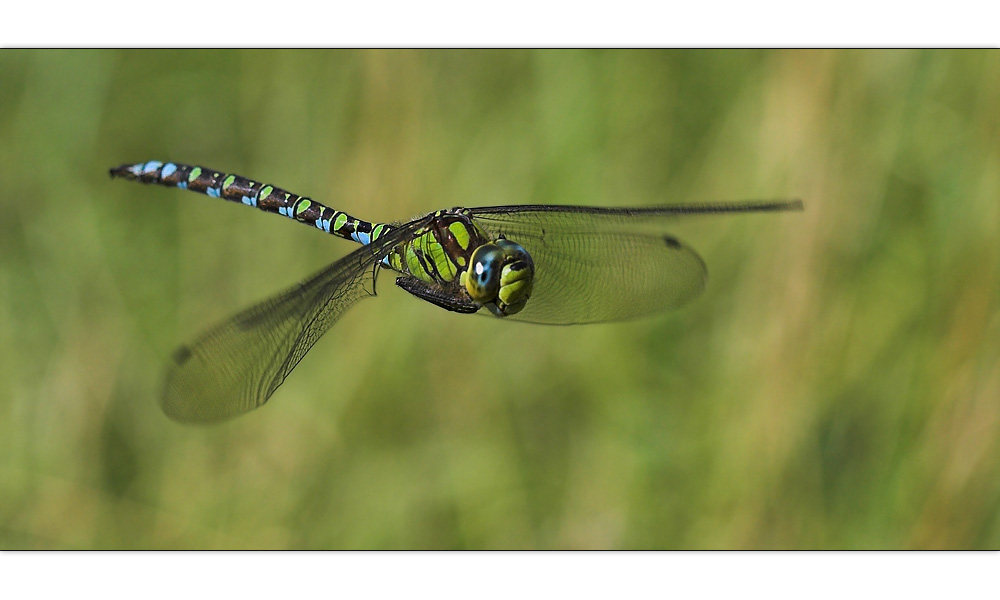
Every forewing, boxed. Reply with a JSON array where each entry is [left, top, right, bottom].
[[470, 200, 802, 233]]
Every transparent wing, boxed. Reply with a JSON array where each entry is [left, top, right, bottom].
[[471, 200, 802, 233], [470, 226, 708, 325], [162, 221, 424, 423], [469, 201, 801, 325]]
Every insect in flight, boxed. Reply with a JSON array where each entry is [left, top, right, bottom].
[[111, 161, 802, 422]]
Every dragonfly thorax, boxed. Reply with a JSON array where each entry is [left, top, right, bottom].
[[387, 209, 535, 317]]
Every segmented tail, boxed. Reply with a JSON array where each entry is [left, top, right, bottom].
[[109, 161, 393, 245]]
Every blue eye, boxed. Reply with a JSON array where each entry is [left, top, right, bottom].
[[465, 244, 504, 302]]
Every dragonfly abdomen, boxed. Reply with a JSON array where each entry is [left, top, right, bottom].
[[109, 161, 394, 246]]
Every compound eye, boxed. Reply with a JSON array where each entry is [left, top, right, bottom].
[[465, 244, 504, 302], [492, 239, 534, 316]]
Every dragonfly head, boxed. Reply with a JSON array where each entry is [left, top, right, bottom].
[[464, 238, 534, 317]]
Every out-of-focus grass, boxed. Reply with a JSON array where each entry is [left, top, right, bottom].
[[0, 49, 996, 549]]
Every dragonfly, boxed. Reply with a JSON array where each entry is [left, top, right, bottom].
[[111, 160, 802, 423]]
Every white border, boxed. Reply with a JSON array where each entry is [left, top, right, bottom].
[[3, 551, 1000, 599], [1, 1, 998, 46]]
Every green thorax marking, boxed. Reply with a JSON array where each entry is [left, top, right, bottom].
[[448, 221, 472, 250], [388, 210, 490, 286]]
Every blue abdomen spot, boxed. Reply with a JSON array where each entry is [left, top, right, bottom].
[[143, 161, 163, 175], [207, 187, 221, 198], [161, 163, 177, 178]]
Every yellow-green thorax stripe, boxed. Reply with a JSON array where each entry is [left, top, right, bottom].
[[385, 210, 490, 287]]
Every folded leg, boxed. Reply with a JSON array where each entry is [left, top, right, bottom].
[[396, 276, 481, 314]]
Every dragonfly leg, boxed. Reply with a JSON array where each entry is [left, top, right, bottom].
[[396, 276, 481, 314]]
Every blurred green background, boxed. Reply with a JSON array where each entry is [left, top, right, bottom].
[[0, 50, 996, 549]]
